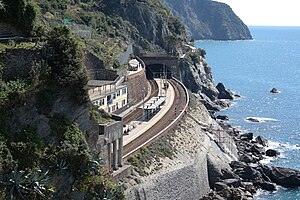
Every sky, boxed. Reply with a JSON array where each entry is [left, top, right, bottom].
[[216, 0, 300, 26]]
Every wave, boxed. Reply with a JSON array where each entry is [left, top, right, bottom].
[[245, 117, 277, 123], [269, 140, 300, 150]]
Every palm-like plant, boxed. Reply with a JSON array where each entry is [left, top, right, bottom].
[[0, 1, 4, 10], [0, 167, 52, 199]]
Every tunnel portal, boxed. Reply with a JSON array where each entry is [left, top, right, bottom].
[[146, 64, 173, 79]]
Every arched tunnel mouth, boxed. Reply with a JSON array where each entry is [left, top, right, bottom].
[[146, 64, 173, 79]]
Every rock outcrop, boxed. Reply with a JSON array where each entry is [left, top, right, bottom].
[[178, 57, 233, 111], [162, 0, 252, 40], [101, 0, 186, 51], [201, 123, 300, 199]]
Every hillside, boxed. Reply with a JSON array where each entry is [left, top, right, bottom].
[[0, 0, 252, 199], [162, 0, 252, 40], [0, 0, 188, 199]]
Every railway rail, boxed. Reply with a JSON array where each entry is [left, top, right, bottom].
[[123, 79, 159, 124], [123, 78, 189, 159]]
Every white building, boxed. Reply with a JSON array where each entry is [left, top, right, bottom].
[[89, 80, 128, 113]]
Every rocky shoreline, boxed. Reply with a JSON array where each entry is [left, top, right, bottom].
[[201, 120, 300, 200]]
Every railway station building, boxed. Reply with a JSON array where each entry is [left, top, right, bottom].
[[89, 79, 128, 113]]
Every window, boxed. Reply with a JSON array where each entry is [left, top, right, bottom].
[[113, 93, 116, 99], [112, 105, 116, 112], [117, 90, 121, 96], [99, 98, 104, 106], [122, 88, 127, 94], [122, 99, 126, 106], [107, 95, 113, 104]]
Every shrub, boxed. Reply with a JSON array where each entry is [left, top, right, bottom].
[[0, 0, 37, 34], [45, 26, 88, 103], [0, 138, 14, 173], [79, 175, 125, 200], [48, 114, 91, 174], [9, 128, 44, 169]]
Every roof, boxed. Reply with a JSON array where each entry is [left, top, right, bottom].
[[129, 59, 140, 67], [140, 96, 166, 110], [88, 80, 115, 87]]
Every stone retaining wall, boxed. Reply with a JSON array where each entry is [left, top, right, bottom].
[[126, 69, 148, 104]]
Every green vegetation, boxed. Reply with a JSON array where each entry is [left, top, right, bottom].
[[0, 0, 38, 35], [45, 26, 88, 103], [127, 132, 176, 176], [0, 0, 189, 198]]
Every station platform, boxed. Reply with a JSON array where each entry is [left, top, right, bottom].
[[123, 79, 175, 146]]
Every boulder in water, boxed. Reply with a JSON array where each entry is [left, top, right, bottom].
[[216, 82, 234, 100], [245, 117, 260, 122], [216, 115, 229, 121], [270, 88, 279, 93], [266, 149, 280, 157], [255, 135, 269, 146]]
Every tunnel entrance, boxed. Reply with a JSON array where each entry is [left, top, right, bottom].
[[146, 64, 173, 79]]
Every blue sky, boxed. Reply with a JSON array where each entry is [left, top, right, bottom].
[[216, 0, 300, 26]]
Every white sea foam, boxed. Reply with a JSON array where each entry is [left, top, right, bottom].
[[268, 140, 281, 149], [245, 117, 277, 123], [269, 141, 300, 151], [260, 156, 275, 165]]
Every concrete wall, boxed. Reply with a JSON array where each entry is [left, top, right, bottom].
[[98, 121, 123, 169]]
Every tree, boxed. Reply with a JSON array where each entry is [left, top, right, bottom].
[[0, 0, 37, 34], [46, 26, 88, 103]]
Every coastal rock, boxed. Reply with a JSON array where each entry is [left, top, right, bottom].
[[240, 132, 254, 141], [270, 88, 279, 93], [241, 182, 256, 193], [250, 144, 265, 156], [216, 115, 229, 121], [255, 136, 269, 146], [216, 82, 234, 100], [221, 168, 240, 180], [240, 154, 254, 163], [245, 117, 260, 123], [162, 0, 252, 40], [214, 182, 230, 192], [254, 181, 276, 191], [223, 179, 241, 188], [266, 149, 280, 157], [214, 99, 231, 109], [230, 161, 247, 169], [196, 93, 222, 111], [265, 166, 300, 187]]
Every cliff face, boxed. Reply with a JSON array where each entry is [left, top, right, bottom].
[[162, 0, 252, 40], [101, 0, 186, 51]]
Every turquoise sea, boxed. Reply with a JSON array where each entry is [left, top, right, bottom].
[[196, 26, 300, 199]]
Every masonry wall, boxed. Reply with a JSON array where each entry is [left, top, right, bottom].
[[126, 69, 148, 104], [0, 48, 41, 81], [84, 52, 118, 81], [0, 22, 24, 37]]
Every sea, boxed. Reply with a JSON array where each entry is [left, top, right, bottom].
[[196, 26, 300, 199]]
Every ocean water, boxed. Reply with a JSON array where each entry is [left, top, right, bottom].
[[196, 26, 300, 199]]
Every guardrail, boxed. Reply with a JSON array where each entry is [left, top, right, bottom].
[[123, 77, 190, 159]]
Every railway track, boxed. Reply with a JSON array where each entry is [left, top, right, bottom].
[[123, 79, 159, 124], [123, 78, 188, 158]]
